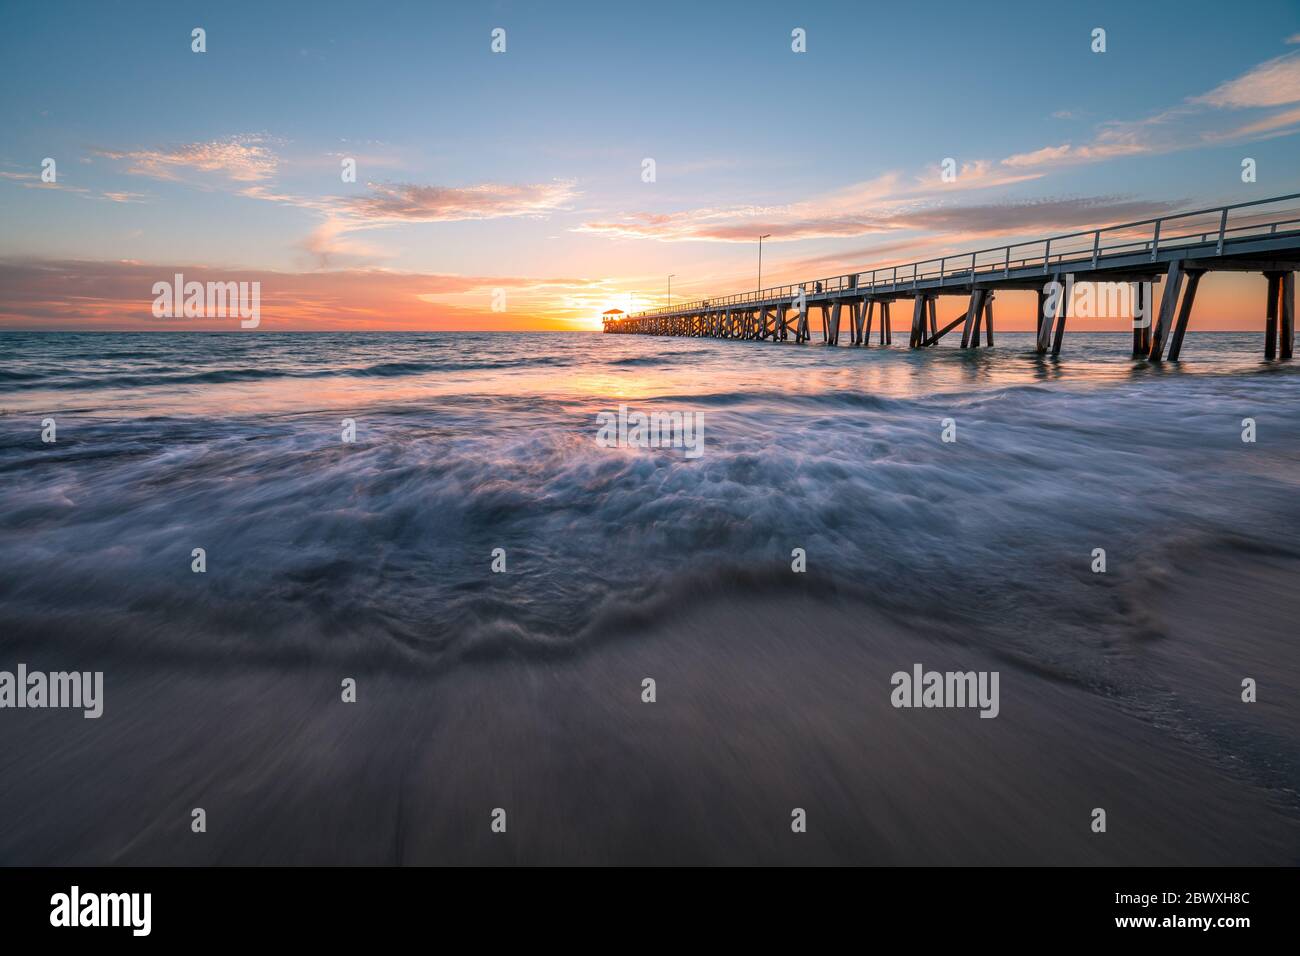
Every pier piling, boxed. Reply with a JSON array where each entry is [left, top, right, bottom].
[[1265, 272, 1283, 360]]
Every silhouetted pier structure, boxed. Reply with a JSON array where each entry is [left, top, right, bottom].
[[604, 194, 1300, 360]]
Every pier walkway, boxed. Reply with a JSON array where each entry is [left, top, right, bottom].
[[603, 194, 1300, 360]]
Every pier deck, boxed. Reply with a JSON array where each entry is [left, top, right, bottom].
[[603, 194, 1300, 360]]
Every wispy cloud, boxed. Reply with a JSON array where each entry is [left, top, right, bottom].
[[0, 168, 154, 204], [575, 166, 1046, 243], [88, 137, 581, 266], [1191, 51, 1300, 108], [100, 190, 148, 204], [1000, 133, 1152, 169], [888, 196, 1184, 236], [342, 180, 578, 222], [0, 169, 91, 196], [254, 179, 580, 267], [94, 135, 278, 183], [1201, 104, 1300, 143], [1005, 52, 1300, 172]]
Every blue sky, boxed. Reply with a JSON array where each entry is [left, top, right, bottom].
[[1, 0, 1298, 328]]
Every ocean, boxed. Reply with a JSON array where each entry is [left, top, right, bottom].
[[1, 330, 1297, 864]]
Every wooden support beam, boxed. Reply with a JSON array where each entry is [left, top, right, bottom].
[[1051, 289, 1068, 356], [1038, 274, 1061, 354], [961, 288, 985, 348], [1166, 270, 1203, 361], [1265, 272, 1282, 359], [1035, 289, 1047, 342], [828, 301, 842, 345], [1132, 283, 1149, 357], [928, 296, 938, 336], [1148, 259, 1186, 362], [983, 292, 994, 346], [1283, 272, 1295, 360], [918, 313, 969, 348], [910, 296, 926, 348], [883, 300, 892, 345], [863, 299, 875, 345]]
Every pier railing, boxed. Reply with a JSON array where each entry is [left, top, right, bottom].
[[625, 193, 1300, 317]]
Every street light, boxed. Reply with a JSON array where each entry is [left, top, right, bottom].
[[758, 234, 772, 295], [668, 274, 676, 309]]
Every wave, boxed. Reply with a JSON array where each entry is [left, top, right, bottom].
[[3, 368, 1298, 671], [0, 355, 578, 391]]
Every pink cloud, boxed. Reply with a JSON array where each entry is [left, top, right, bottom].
[[1202, 105, 1300, 142], [1001, 52, 1300, 174], [342, 180, 578, 222], [94, 135, 278, 183], [1192, 52, 1300, 108]]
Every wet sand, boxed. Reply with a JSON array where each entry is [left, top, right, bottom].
[[2, 564, 1295, 866]]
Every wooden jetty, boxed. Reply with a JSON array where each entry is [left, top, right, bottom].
[[603, 194, 1300, 360]]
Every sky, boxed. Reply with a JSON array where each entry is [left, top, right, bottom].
[[1, 0, 1299, 331]]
